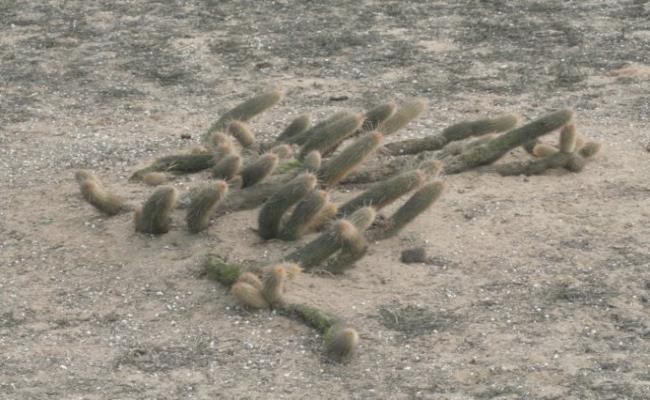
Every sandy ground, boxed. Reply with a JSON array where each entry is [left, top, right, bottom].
[[1, 1, 649, 399]]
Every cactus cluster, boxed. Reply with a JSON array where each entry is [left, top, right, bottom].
[[72, 87, 602, 363]]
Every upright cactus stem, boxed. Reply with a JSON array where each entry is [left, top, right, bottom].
[[377, 98, 427, 136], [346, 207, 377, 231], [231, 281, 269, 309], [444, 109, 573, 174], [204, 88, 284, 140], [373, 181, 446, 240], [186, 182, 228, 233], [240, 153, 279, 188], [285, 220, 353, 270], [257, 174, 317, 240], [227, 121, 256, 149], [260, 264, 290, 307], [324, 326, 360, 362], [559, 124, 577, 153], [212, 153, 242, 180], [285, 207, 375, 270], [360, 102, 397, 133], [302, 151, 322, 172], [338, 170, 425, 216], [134, 186, 178, 234], [319, 132, 384, 187], [276, 114, 311, 142], [298, 113, 364, 159], [324, 223, 368, 274], [279, 190, 329, 241]]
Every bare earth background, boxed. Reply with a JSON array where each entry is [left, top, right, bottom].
[[1, 1, 650, 399]]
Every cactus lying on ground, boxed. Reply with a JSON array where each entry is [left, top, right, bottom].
[[202, 255, 358, 362], [75, 170, 128, 215], [482, 124, 603, 176], [131, 153, 215, 181], [384, 113, 518, 155], [344, 109, 576, 183]]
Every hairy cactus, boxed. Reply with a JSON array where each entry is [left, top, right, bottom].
[[276, 114, 311, 142], [385, 113, 518, 156], [257, 174, 317, 239], [240, 153, 279, 188], [443, 113, 519, 142], [302, 150, 322, 172], [205, 88, 283, 139], [377, 98, 427, 136], [268, 144, 293, 159], [578, 141, 602, 159], [324, 326, 359, 362], [231, 281, 269, 309], [319, 132, 384, 187], [286, 207, 376, 270], [210, 132, 235, 156], [134, 186, 178, 234], [212, 153, 242, 180], [444, 109, 574, 174], [186, 182, 228, 233], [324, 224, 368, 274], [288, 111, 350, 146], [260, 264, 290, 306], [298, 113, 364, 159], [338, 170, 425, 216], [285, 220, 353, 269], [131, 153, 215, 181], [75, 170, 128, 215], [361, 102, 397, 133], [227, 121, 256, 149], [373, 181, 446, 240], [559, 124, 577, 153], [280, 190, 329, 241]]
